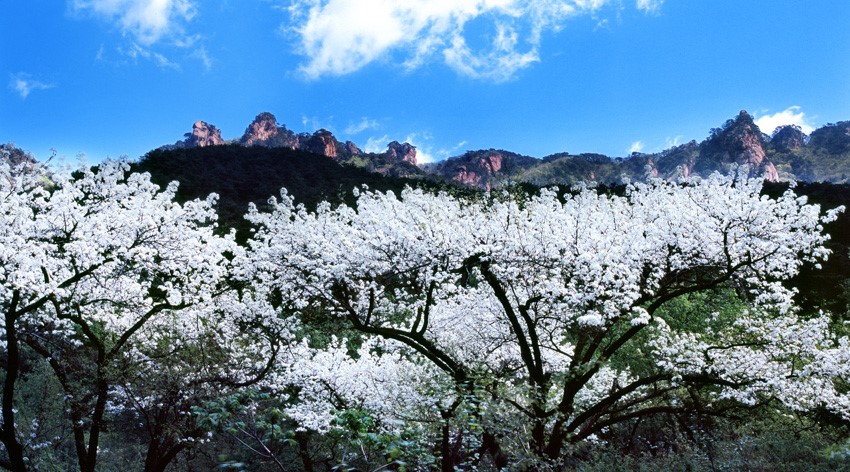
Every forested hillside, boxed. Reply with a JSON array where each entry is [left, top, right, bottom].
[[153, 111, 850, 190]]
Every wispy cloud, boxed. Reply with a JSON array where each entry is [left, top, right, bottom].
[[364, 134, 390, 153], [191, 46, 213, 71], [636, 0, 664, 14], [345, 117, 380, 135], [755, 106, 815, 135], [73, 0, 197, 45], [443, 140, 467, 156], [629, 140, 644, 154], [362, 131, 459, 163], [402, 133, 436, 164], [301, 115, 335, 132], [9, 73, 54, 99], [664, 135, 684, 149], [285, 0, 621, 81], [117, 42, 180, 69]]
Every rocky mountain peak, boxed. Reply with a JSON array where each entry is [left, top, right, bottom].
[[808, 121, 850, 155], [304, 129, 339, 158], [701, 109, 778, 181], [386, 141, 417, 165], [427, 149, 539, 190], [771, 125, 806, 152], [344, 141, 362, 155], [187, 121, 225, 148], [241, 112, 281, 146]]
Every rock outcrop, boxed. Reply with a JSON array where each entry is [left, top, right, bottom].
[[344, 141, 362, 156], [698, 110, 779, 181], [153, 109, 850, 189], [771, 125, 806, 152], [646, 141, 699, 179], [386, 141, 417, 166], [240, 112, 280, 146], [427, 149, 537, 190], [303, 129, 339, 158], [187, 121, 224, 148], [239, 112, 300, 149]]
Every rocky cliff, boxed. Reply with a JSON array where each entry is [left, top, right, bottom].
[[154, 110, 849, 189], [696, 110, 779, 181], [385, 141, 417, 166], [162, 112, 422, 177], [187, 121, 225, 148], [426, 149, 537, 189]]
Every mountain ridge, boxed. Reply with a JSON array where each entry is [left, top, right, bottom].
[[157, 110, 850, 187]]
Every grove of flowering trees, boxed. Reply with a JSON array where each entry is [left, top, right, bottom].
[[1, 160, 848, 470], [0, 161, 285, 471]]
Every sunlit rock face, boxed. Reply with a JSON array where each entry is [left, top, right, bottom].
[[189, 121, 225, 148], [240, 112, 280, 146], [697, 110, 779, 182], [303, 129, 338, 158], [386, 141, 417, 166], [344, 141, 362, 156]]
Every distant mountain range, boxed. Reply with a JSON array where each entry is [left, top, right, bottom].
[[157, 110, 850, 188]]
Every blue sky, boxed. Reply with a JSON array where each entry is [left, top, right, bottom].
[[2, 1, 849, 163]]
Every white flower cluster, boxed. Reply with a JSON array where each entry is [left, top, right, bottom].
[[246, 173, 846, 436], [3, 160, 848, 458]]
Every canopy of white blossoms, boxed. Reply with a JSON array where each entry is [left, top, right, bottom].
[[246, 174, 846, 451]]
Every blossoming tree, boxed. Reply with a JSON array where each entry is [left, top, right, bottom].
[[247, 175, 846, 469], [0, 161, 281, 471]]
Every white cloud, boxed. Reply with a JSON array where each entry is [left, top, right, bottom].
[[9, 73, 54, 99], [364, 135, 390, 153], [636, 0, 663, 14], [629, 140, 644, 154], [403, 133, 436, 164], [118, 42, 180, 69], [73, 0, 197, 45], [754, 106, 815, 135], [191, 46, 212, 71], [301, 115, 335, 132], [664, 135, 683, 149], [286, 0, 613, 80], [432, 140, 468, 161], [345, 117, 380, 135], [363, 132, 441, 163]]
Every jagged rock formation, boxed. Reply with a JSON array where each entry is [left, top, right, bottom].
[[241, 112, 280, 146], [161, 112, 423, 176], [649, 141, 700, 179], [771, 125, 806, 152], [427, 149, 537, 189], [344, 141, 362, 156], [239, 112, 299, 148], [303, 129, 338, 158], [187, 121, 224, 148], [697, 110, 778, 181], [153, 110, 850, 189], [386, 141, 417, 166]]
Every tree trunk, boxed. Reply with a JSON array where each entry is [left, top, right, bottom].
[[2, 298, 28, 471], [144, 435, 186, 472], [295, 431, 315, 472]]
